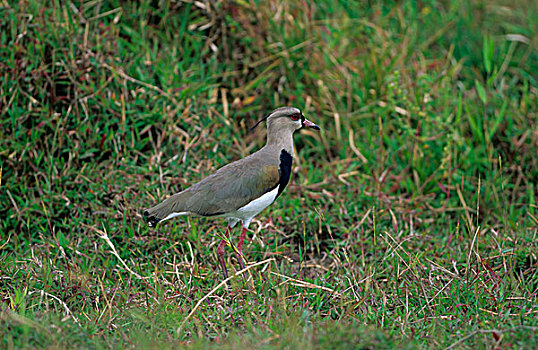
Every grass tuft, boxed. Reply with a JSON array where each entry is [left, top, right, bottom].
[[1, 0, 537, 348]]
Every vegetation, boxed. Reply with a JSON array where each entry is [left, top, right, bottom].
[[1, 0, 537, 348]]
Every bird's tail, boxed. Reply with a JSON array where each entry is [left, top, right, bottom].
[[143, 191, 191, 227]]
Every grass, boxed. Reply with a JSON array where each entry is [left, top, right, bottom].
[[1, 0, 537, 348]]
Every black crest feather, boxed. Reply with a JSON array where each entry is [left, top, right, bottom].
[[250, 112, 271, 131]]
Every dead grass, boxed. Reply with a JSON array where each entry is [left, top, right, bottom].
[[1, 0, 537, 348]]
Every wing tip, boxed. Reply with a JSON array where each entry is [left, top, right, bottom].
[[143, 209, 161, 228]]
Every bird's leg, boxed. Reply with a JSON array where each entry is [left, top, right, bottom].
[[234, 227, 248, 270], [217, 225, 231, 281]]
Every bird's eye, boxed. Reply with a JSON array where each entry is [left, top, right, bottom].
[[290, 114, 300, 121]]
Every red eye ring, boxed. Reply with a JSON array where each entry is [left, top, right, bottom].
[[290, 114, 300, 121]]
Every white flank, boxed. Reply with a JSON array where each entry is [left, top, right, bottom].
[[162, 211, 188, 222], [233, 186, 279, 227]]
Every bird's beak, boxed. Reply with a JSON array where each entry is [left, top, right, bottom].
[[302, 118, 320, 130]]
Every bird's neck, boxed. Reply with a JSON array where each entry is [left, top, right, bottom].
[[266, 127, 295, 157]]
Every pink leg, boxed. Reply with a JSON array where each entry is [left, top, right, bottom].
[[237, 227, 247, 255], [217, 226, 231, 280], [235, 227, 248, 269]]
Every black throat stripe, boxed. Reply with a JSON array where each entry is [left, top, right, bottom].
[[277, 149, 293, 198]]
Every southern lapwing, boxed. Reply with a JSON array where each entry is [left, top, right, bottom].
[[143, 107, 320, 279]]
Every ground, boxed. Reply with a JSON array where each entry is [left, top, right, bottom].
[[1, 0, 537, 348]]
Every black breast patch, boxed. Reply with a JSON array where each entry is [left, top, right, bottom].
[[276, 149, 293, 198]]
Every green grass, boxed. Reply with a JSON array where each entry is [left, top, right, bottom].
[[1, 0, 537, 348]]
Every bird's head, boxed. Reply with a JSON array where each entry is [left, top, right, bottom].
[[252, 106, 320, 133]]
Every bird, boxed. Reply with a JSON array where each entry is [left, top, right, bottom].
[[143, 106, 320, 279]]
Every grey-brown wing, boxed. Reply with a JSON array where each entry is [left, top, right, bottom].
[[184, 160, 280, 216]]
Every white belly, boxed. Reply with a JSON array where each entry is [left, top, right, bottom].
[[227, 186, 279, 227]]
